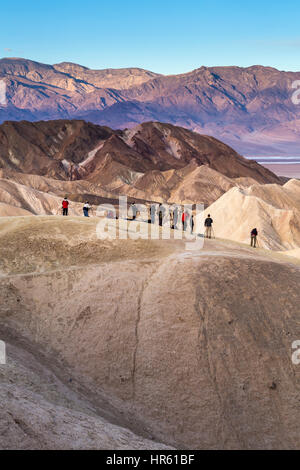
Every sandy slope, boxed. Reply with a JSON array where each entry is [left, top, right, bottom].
[[1, 217, 300, 449], [0, 179, 90, 217], [282, 248, 300, 260], [205, 179, 300, 250]]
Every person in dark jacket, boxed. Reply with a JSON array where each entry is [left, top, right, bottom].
[[251, 228, 258, 247], [159, 204, 166, 226], [190, 213, 194, 234], [204, 214, 213, 238]]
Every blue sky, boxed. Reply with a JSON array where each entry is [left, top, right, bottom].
[[1, 0, 300, 74]]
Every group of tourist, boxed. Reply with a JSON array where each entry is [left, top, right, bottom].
[[60, 197, 258, 246]]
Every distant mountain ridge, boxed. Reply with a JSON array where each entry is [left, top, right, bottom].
[[1, 58, 300, 155], [0, 119, 280, 184]]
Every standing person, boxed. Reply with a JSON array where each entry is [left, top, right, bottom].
[[62, 197, 69, 216], [190, 213, 194, 234], [204, 214, 213, 238], [83, 201, 91, 217], [169, 207, 174, 229], [182, 211, 189, 232], [150, 204, 157, 225], [130, 202, 137, 220], [251, 228, 258, 247], [173, 206, 179, 229], [159, 204, 165, 226], [162, 204, 169, 226]]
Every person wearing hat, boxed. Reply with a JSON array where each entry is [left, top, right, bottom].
[[62, 197, 69, 216]]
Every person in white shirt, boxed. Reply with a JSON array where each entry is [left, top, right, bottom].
[[83, 201, 91, 217]]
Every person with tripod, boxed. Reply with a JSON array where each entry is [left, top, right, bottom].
[[250, 228, 258, 247]]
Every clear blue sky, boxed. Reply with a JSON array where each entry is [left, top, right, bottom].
[[1, 0, 300, 74]]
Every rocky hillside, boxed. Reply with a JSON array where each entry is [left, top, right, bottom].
[[1, 58, 300, 155], [0, 119, 281, 215], [0, 120, 280, 183]]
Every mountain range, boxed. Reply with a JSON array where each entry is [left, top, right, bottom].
[[1, 58, 300, 156]]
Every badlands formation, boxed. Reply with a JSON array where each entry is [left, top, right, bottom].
[[205, 178, 300, 251], [0, 119, 298, 255], [1, 216, 300, 450], [0, 119, 280, 214], [0, 119, 300, 449]]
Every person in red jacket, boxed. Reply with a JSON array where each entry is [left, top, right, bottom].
[[62, 197, 69, 216], [182, 211, 189, 231]]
